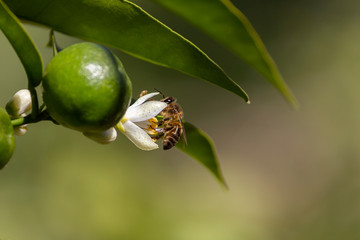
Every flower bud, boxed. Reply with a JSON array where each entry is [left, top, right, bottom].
[[14, 125, 28, 136], [83, 127, 117, 144], [6, 89, 32, 117]]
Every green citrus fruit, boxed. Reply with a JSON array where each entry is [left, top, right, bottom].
[[43, 42, 132, 132], [0, 107, 15, 169]]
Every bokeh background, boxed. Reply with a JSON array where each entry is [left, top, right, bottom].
[[1, 0, 360, 239]]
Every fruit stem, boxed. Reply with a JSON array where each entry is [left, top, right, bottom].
[[11, 117, 25, 126], [28, 82, 39, 119], [11, 110, 54, 127], [47, 29, 59, 56]]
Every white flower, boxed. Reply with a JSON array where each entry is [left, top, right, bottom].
[[116, 92, 167, 151], [6, 89, 32, 117], [83, 127, 117, 144]]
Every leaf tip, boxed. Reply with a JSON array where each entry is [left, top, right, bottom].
[[282, 88, 299, 110], [217, 175, 229, 190], [289, 96, 300, 110]]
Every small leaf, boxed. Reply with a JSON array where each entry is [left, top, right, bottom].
[[177, 122, 227, 188], [0, 0, 43, 87], [4, 0, 249, 102], [150, 0, 298, 108]]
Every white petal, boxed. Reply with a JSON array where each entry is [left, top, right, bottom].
[[136, 120, 151, 129], [121, 120, 158, 151], [128, 92, 160, 109], [6, 89, 32, 117], [83, 128, 117, 144], [125, 101, 167, 122]]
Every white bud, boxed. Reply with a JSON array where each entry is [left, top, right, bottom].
[[14, 125, 28, 136], [6, 89, 32, 117], [83, 127, 117, 144]]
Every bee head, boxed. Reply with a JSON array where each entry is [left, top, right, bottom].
[[162, 96, 176, 104], [153, 88, 176, 104]]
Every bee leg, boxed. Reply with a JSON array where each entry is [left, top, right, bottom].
[[151, 133, 163, 142], [155, 127, 164, 133], [157, 119, 164, 127], [139, 90, 148, 97]]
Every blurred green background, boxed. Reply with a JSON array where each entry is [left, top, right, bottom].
[[1, 0, 360, 239]]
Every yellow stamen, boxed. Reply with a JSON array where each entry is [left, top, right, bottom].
[[144, 118, 157, 131], [146, 129, 159, 135], [148, 117, 158, 124]]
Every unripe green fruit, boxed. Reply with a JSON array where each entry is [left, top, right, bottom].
[[0, 107, 15, 169], [43, 42, 132, 132]]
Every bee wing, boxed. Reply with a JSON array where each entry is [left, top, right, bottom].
[[174, 107, 187, 146], [180, 120, 187, 146]]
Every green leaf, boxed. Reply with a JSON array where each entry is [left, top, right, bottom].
[[177, 122, 227, 188], [0, 0, 43, 87], [4, 0, 249, 102], [150, 0, 298, 108]]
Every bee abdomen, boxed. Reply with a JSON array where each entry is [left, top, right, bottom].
[[163, 131, 180, 150], [163, 136, 177, 150]]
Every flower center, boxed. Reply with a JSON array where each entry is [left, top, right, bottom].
[[144, 117, 159, 135]]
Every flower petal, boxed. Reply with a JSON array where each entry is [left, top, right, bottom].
[[121, 120, 158, 150], [135, 120, 149, 129], [83, 128, 117, 144], [128, 92, 160, 109], [125, 101, 167, 122]]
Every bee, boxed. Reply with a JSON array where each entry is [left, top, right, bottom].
[[139, 90, 186, 150], [159, 95, 187, 150]]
